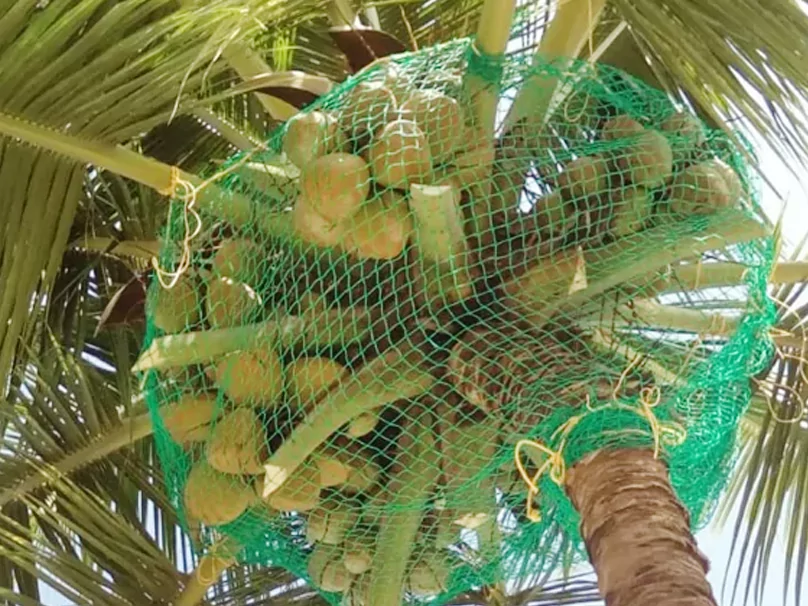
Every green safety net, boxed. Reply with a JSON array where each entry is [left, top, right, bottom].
[[139, 37, 776, 605]]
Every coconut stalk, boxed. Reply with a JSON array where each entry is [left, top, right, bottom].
[[578, 299, 739, 337], [261, 341, 436, 497], [133, 305, 371, 372], [502, 211, 769, 325], [666, 260, 808, 292], [409, 183, 476, 305], [464, 0, 517, 136], [368, 407, 441, 606], [175, 539, 240, 606], [565, 448, 717, 606], [501, 0, 608, 132]]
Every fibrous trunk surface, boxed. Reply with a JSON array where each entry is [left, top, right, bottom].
[[566, 448, 717, 606]]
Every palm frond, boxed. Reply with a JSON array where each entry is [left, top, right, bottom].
[[608, 0, 808, 174]]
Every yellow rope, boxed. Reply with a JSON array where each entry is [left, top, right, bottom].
[[151, 151, 258, 290], [514, 382, 687, 523], [152, 167, 201, 290]]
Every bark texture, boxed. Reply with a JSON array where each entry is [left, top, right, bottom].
[[566, 448, 717, 606]]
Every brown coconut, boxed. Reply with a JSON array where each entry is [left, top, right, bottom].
[[205, 277, 261, 329], [161, 393, 220, 444], [601, 114, 644, 140], [339, 82, 397, 141], [406, 553, 450, 597], [183, 461, 253, 526], [206, 407, 268, 475], [211, 238, 262, 282], [300, 153, 371, 224], [703, 158, 743, 202], [265, 461, 322, 512], [342, 458, 382, 495], [151, 274, 200, 334], [292, 197, 347, 249], [308, 543, 352, 593], [215, 349, 284, 406], [285, 357, 347, 411], [344, 574, 371, 606], [368, 119, 432, 189], [342, 532, 374, 575], [305, 501, 360, 545], [557, 155, 608, 201], [660, 111, 705, 164], [610, 185, 651, 237], [340, 193, 413, 260], [347, 412, 379, 438], [616, 130, 673, 188], [535, 190, 577, 237], [283, 111, 346, 169], [400, 89, 464, 162], [669, 162, 732, 215], [444, 137, 495, 190]]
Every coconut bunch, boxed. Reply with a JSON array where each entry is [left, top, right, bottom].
[[139, 49, 769, 606], [489, 109, 746, 284], [296, 392, 518, 604]]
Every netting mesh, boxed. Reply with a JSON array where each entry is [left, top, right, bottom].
[[140, 38, 776, 605]]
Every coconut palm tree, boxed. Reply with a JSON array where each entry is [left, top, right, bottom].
[[0, 1, 807, 605]]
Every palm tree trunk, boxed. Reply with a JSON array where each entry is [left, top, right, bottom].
[[450, 325, 717, 604], [566, 448, 717, 606]]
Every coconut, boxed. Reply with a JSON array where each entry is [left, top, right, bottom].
[[340, 82, 397, 141], [292, 197, 347, 249], [703, 158, 743, 203], [300, 153, 371, 224], [340, 193, 413, 260], [183, 461, 253, 525], [211, 238, 262, 282], [343, 574, 371, 606], [342, 532, 374, 575], [368, 119, 432, 189], [557, 155, 608, 201], [610, 185, 651, 237], [669, 162, 732, 215], [406, 553, 450, 597], [308, 544, 352, 593], [266, 464, 322, 512], [616, 130, 673, 188], [161, 393, 220, 444], [400, 89, 464, 162], [347, 412, 379, 438], [205, 276, 261, 329], [312, 453, 351, 488], [151, 274, 199, 334], [177, 424, 212, 444], [286, 357, 347, 411], [283, 111, 346, 169], [205, 407, 268, 475], [306, 501, 360, 545], [601, 114, 644, 141], [215, 349, 284, 406], [535, 190, 577, 238], [445, 137, 495, 190], [660, 111, 705, 164], [342, 459, 381, 495]]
